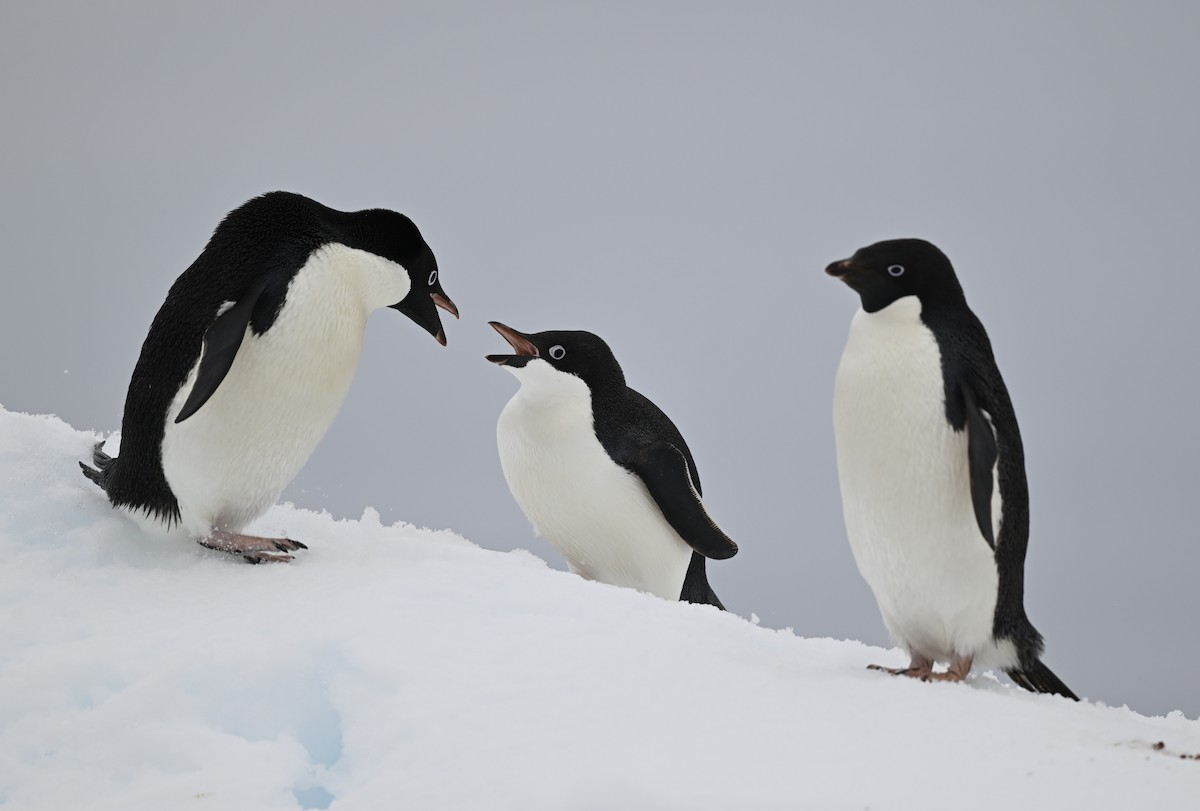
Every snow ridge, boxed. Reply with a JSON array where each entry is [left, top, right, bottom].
[[1, 406, 1196, 810]]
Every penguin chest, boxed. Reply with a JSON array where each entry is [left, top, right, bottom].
[[832, 299, 1000, 661], [496, 391, 692, 601], [161, 258, 369, 536]]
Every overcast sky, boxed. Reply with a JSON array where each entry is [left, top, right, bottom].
[[2, 2, 1197, 717]]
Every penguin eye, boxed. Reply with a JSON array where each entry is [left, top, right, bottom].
[[887, 264, 905, 277], [427, 269, 438, 286], [549, 345, 566, 360]]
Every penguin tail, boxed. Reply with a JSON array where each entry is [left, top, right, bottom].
[[79, 441, 114, 490], [679, 552, 726, 611], [1005, 659, 1079, 701]]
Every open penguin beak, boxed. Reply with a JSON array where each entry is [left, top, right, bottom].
[[392, 290, 459, 347], [486, 321, 539, 367]]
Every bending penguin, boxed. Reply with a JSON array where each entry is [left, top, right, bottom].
[[487, 323, 737, 607], [81, 191, 457, 562], [826, 238, 1077, 699]]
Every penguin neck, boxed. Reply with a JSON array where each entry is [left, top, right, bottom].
[[855, 294, 924, 328], [318, 243, 412, 314], [856, 293, 974, 340], [511, 363, 587, 405], [507, 363, 616, 433]]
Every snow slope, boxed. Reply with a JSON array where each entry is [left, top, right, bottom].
[[1, 406, 1197, 810]]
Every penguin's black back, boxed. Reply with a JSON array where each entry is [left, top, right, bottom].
[[920, 302, 1044, 665], [591, 383, 725, 609], [91, 193, 338, 519]]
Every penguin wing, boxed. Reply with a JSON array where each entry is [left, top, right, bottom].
[[961, 380, 998, 550], [174, 277, 269, 423], [625, 441, 739, 560]]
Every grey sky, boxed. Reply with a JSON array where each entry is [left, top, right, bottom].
[[2, 2, 1197, 717]]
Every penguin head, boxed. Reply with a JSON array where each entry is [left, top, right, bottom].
[[826, 238, 965, 313], [486, 322, 625, 396], [340, 207, 459, 345]]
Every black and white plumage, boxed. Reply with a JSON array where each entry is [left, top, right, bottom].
[[487, 323, 737, 608], [80, 191, 457, 562], [827, 238, 1077, 699]]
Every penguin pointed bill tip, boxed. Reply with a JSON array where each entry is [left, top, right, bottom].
[[486, 321, 539, 367]]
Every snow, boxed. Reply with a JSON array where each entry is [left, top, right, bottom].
[[1, 406, 1197, 810]]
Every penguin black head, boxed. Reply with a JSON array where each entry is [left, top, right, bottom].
[[338, 206, 459, 345], [826, 238, 966, 313], [486, 322, 626, 394]]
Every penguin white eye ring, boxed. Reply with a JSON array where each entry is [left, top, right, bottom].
[[887, 264, 905, 277], [549, 345, 566, 360], [428, 269, 438, 286]]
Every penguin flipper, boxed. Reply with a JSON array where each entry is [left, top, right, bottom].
[[961, 381, 998, 549], [1006, 660, 1079, 701], [625, 441, 738, 561], [174, 278, 269, 424]]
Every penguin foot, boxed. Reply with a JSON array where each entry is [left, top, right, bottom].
[[868, 663, 934, 679], [198, 530, 308, 564], [868, 653, 934, 679], [920, 654, 974, 683]]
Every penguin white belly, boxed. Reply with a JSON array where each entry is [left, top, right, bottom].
[[833, 298, 1009, 666], [160, 252, 369, 538], [496, 387, 692, 601]]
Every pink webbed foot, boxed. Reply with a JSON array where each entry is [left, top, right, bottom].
[[920, 654, 974, 683], [198, 529, 308, 563], [868, 653, 934, 679]]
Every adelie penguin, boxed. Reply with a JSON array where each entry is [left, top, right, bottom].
[[80, 191, 457, 562], [487, 323, 737, 607], [827, 238, 1078, 700]]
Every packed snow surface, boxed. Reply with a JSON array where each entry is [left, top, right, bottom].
[[1, 406, 1197, 810]]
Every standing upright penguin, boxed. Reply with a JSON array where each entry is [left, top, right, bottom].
[[81, 191, 458, 562], [487, 323, 738, 607], [827, 238, 1077, 699]]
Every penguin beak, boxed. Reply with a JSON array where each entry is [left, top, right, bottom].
[[432, 291, 460, 319], [486, 321, 539, 367], [825, 256, 871, 291], [391, 290, 456, 347], [825, 257, 858, 279]]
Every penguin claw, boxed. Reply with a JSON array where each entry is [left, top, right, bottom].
[[80, 442, 114, 489], [91, 441, 115, 469], [868, 664, 932, 679], [79, 461, 104, 487], [267, 538, 307, 552], [242, 552, 295, 564]]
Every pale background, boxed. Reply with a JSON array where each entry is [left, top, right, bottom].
[[2, 2, 1196, 717]]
